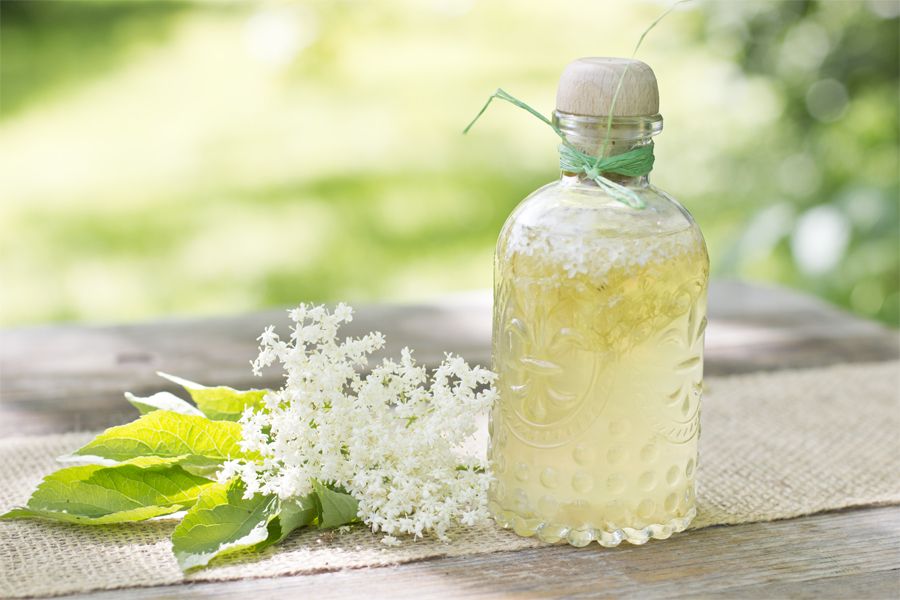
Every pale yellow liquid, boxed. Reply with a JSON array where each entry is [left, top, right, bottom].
[[489, 225, 708, 546]]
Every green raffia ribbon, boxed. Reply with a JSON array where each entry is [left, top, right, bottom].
[[462, 1, 691, 210], [463, 89, 652, 209]]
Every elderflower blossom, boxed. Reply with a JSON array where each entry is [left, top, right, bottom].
[[220, 303, 498, 543]]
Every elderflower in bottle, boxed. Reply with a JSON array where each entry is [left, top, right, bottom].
[[488, 58, 708, 546]]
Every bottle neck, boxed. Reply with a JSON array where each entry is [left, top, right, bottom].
[[553, 111, 662, 186]]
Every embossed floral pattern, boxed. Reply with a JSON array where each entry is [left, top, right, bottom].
[[494, 282, 607, 448]]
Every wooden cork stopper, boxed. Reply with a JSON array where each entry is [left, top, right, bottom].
[[556, 57, 659, 117]]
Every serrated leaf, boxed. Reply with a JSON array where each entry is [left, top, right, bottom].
[[73, 410, 248, 466], [171, 479, 278, 571], [126, 391, 204, 417], [0, 461, 213, 524], [158, 372, 267, 421], [312, 481, 359, 529], [256, 494, 317, 549]]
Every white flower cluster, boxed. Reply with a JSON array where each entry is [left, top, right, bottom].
[[219, 303, 497, 543]]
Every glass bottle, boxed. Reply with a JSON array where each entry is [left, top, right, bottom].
[[488, 58, 709, 547]]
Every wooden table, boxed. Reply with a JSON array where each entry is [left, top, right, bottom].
[[2, 280, 898, 598]]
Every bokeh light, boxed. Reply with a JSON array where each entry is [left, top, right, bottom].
[[0, 0, 897, 326]]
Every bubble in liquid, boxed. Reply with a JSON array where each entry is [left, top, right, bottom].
[[573, 471, 594, 494], [573, 443, 594, 465], [538, 495, 559, 516], [607, 446, 627, 465], [514, 462, 530, 482], [637, 499, 657, 520], [638, 472, 657, 491], [640, 444, 659, 463], [664, 493, 678, 512], [540, 467, 559, 489], [666, 465, 680, 485]]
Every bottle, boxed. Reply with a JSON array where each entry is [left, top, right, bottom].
[[488, 57, 709, 547]]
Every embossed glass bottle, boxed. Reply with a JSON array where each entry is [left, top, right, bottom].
[[488, 58, 708, 547]]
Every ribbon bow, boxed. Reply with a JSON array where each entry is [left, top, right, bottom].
[[463, 88, 653, 209]]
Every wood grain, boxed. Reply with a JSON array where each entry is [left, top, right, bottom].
[[64, 506, 900, 600], [556, 57, 659, 117], [1, 281, 896, 436], [1, 280, 898, 599]]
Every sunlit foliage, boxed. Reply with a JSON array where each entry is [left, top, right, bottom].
[[1, 1, 896, 325]]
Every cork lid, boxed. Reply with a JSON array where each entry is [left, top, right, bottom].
[[556, 57, 659, 117]]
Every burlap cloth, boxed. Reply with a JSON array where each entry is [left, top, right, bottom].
[[1, 361, 898, 598]]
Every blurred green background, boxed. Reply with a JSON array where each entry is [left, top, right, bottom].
[[1, 0, 897, 326]]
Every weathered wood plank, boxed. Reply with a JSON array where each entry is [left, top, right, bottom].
[[2, 281, 898, 599], [64, 506, 900, 600], [719, 570, 900, 599], [0, 295, 492, 435], [1, 281, 896, 436]]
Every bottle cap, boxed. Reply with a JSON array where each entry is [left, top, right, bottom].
[[556, 57, 659, 117]]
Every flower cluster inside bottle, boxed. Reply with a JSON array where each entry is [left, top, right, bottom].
[[490, 207, 708, 546]]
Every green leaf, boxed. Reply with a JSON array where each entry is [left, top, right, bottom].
[[1, 505, 181, 524], [57, 454, 192, 467], [73, 410, 248, 466], [171, 479, 279, 571], [125, 391, 204, 417], [256, 494, 317, 549], [158, 372, 268, 421], [312, 481, 359, 529], [0, 461, 213, 524]]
